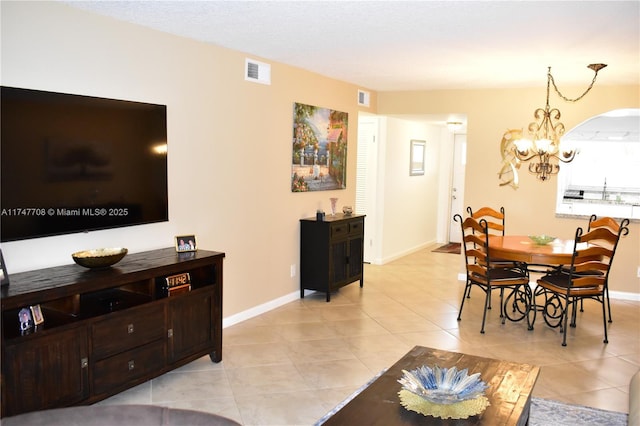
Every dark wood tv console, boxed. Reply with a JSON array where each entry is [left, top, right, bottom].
[[0, 247, 225, 418]]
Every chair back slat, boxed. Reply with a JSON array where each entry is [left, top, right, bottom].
[[467, 206, 505, 236]]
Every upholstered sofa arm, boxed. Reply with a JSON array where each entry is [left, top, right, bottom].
[[630, 370, 640, 426], [2, 405, 241, 426]]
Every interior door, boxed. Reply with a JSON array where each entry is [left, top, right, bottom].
[[448, 133, 467, 243], [356, 116, 378, 263]]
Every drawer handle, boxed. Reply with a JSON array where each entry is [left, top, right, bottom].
[[128, 360, 135, 371], [167, 328, 173, 338], [81, 357, 88, 369], [127, 324, 134, 334]]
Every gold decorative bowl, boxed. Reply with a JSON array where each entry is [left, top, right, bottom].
[[529, 235, 555, 245], [72, 248, 128, 268]]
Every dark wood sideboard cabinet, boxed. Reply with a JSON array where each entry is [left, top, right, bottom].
[[300, 214, 365, 302], [0, 248, 224, 418]]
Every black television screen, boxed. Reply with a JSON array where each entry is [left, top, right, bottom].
[[1, 86, 168, 242]]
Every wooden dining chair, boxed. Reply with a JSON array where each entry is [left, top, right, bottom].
[[465, 206, 523, 309], [586, 215, 630, 322], [534, 218, 629, 346], [454, 214, 531, 334], [563, 215, 630, 323]]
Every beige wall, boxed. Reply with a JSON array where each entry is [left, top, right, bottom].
[[0, 2, 376, 319], [378, 86, 640, 296]]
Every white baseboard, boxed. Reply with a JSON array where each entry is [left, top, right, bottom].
[[222, 290, 301, 329], [374, 241, 436, 265]]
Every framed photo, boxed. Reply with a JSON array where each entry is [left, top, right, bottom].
[[30, 304, 45, 325], [0, 249, 9, 287], [175, 235, 197, 252], [18, 308, 33, 331], [410, 139, 426, 176]]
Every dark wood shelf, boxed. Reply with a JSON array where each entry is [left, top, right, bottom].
[[1, 247, 225, 418]]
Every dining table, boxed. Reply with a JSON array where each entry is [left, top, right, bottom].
[[487, 235, 596, 269], [487, 235, 601, 330]]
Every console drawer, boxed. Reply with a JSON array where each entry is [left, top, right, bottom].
[[91, 304, 165, 359], [92, 339, 165, 396]]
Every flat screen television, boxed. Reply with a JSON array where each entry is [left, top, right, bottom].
[[1, 86, 168, 242]]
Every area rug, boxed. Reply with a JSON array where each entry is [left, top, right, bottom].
[[432, 242, 461, 254], [315, 372, 628, 426]]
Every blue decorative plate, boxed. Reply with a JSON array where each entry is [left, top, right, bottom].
[[397, 365, 488, 405]]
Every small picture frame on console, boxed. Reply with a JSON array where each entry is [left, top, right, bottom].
[[0, 249, 9, 287], [175, 235, 197, 252], [31, 304, 45, 325]]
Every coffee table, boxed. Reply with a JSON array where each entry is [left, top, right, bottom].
[[323, 346, 540, 426]]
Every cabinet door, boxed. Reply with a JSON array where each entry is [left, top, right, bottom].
[[347, 235, 364, 279], [330, 239, 349, 285], [167, 288, 217, 363], [2, 327, 89, 417]]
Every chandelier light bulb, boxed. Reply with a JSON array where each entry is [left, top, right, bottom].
[[535, 138, 552, 154]]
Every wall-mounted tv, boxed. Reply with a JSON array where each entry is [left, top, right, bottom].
[[1, 86, 168, 242]]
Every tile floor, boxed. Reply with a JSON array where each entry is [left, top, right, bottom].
[[98, 247, 640, 425]]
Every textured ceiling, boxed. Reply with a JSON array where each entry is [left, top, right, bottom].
[[64, 0, 640, 92]]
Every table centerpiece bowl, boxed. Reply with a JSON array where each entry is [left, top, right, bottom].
[[72, 248, 128, 268], [529, 235, 555, 245]]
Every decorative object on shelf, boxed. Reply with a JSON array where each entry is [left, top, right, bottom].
[[502, 63, 607, 183], [342, 206, 353, 215], [291, 102, 348, 192], [175, 235, 197, 252], [18, 308, 33, 332], [72, 248, 128, 268], [330, 197, 338, 216], [316, 210, 325, 221], [0, 249, 9, 287], [161, 272, 192, 297], [30, 304, 44, 325], [410, 139, 426, 176], [529, 235, 556, 245], [397, 365, 489, 419]]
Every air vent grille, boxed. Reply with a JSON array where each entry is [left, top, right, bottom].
[[245, 58, 271, 85], [358, 90, 370, 107]]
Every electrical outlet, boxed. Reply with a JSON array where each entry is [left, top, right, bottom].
[[637, 266, 640, 278], [290, 264, 296, 278]]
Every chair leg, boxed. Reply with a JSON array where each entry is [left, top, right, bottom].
[[605, 286, 613, 323], [602, 296, 609, 344], [561, 298, 570, 346], [479, 286, 492, 334], [457, 282, 471, 321]]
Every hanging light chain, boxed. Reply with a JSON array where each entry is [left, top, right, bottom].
[[548, 64, 607, 103]]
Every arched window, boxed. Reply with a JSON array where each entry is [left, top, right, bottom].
[[556, 108, 640, 220]]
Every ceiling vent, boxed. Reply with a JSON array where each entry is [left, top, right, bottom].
[[245, 58, 271, 85], [358, 89, 370, 107]]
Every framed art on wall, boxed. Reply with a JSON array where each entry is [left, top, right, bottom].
[[410, 139, 426, 176], [291, 102, 348, 192]]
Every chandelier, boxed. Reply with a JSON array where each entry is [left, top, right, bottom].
[[512, 63, 607, 181]]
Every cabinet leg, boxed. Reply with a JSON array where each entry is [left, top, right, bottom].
[[360, 278, 364, 288], [300, 288, 305, 299], [209, 350, 222, 363], [326, 292, 330, 302]]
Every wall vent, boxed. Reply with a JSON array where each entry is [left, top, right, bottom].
[[245, 58, 271, 85], [358, 89, 370, 107]]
